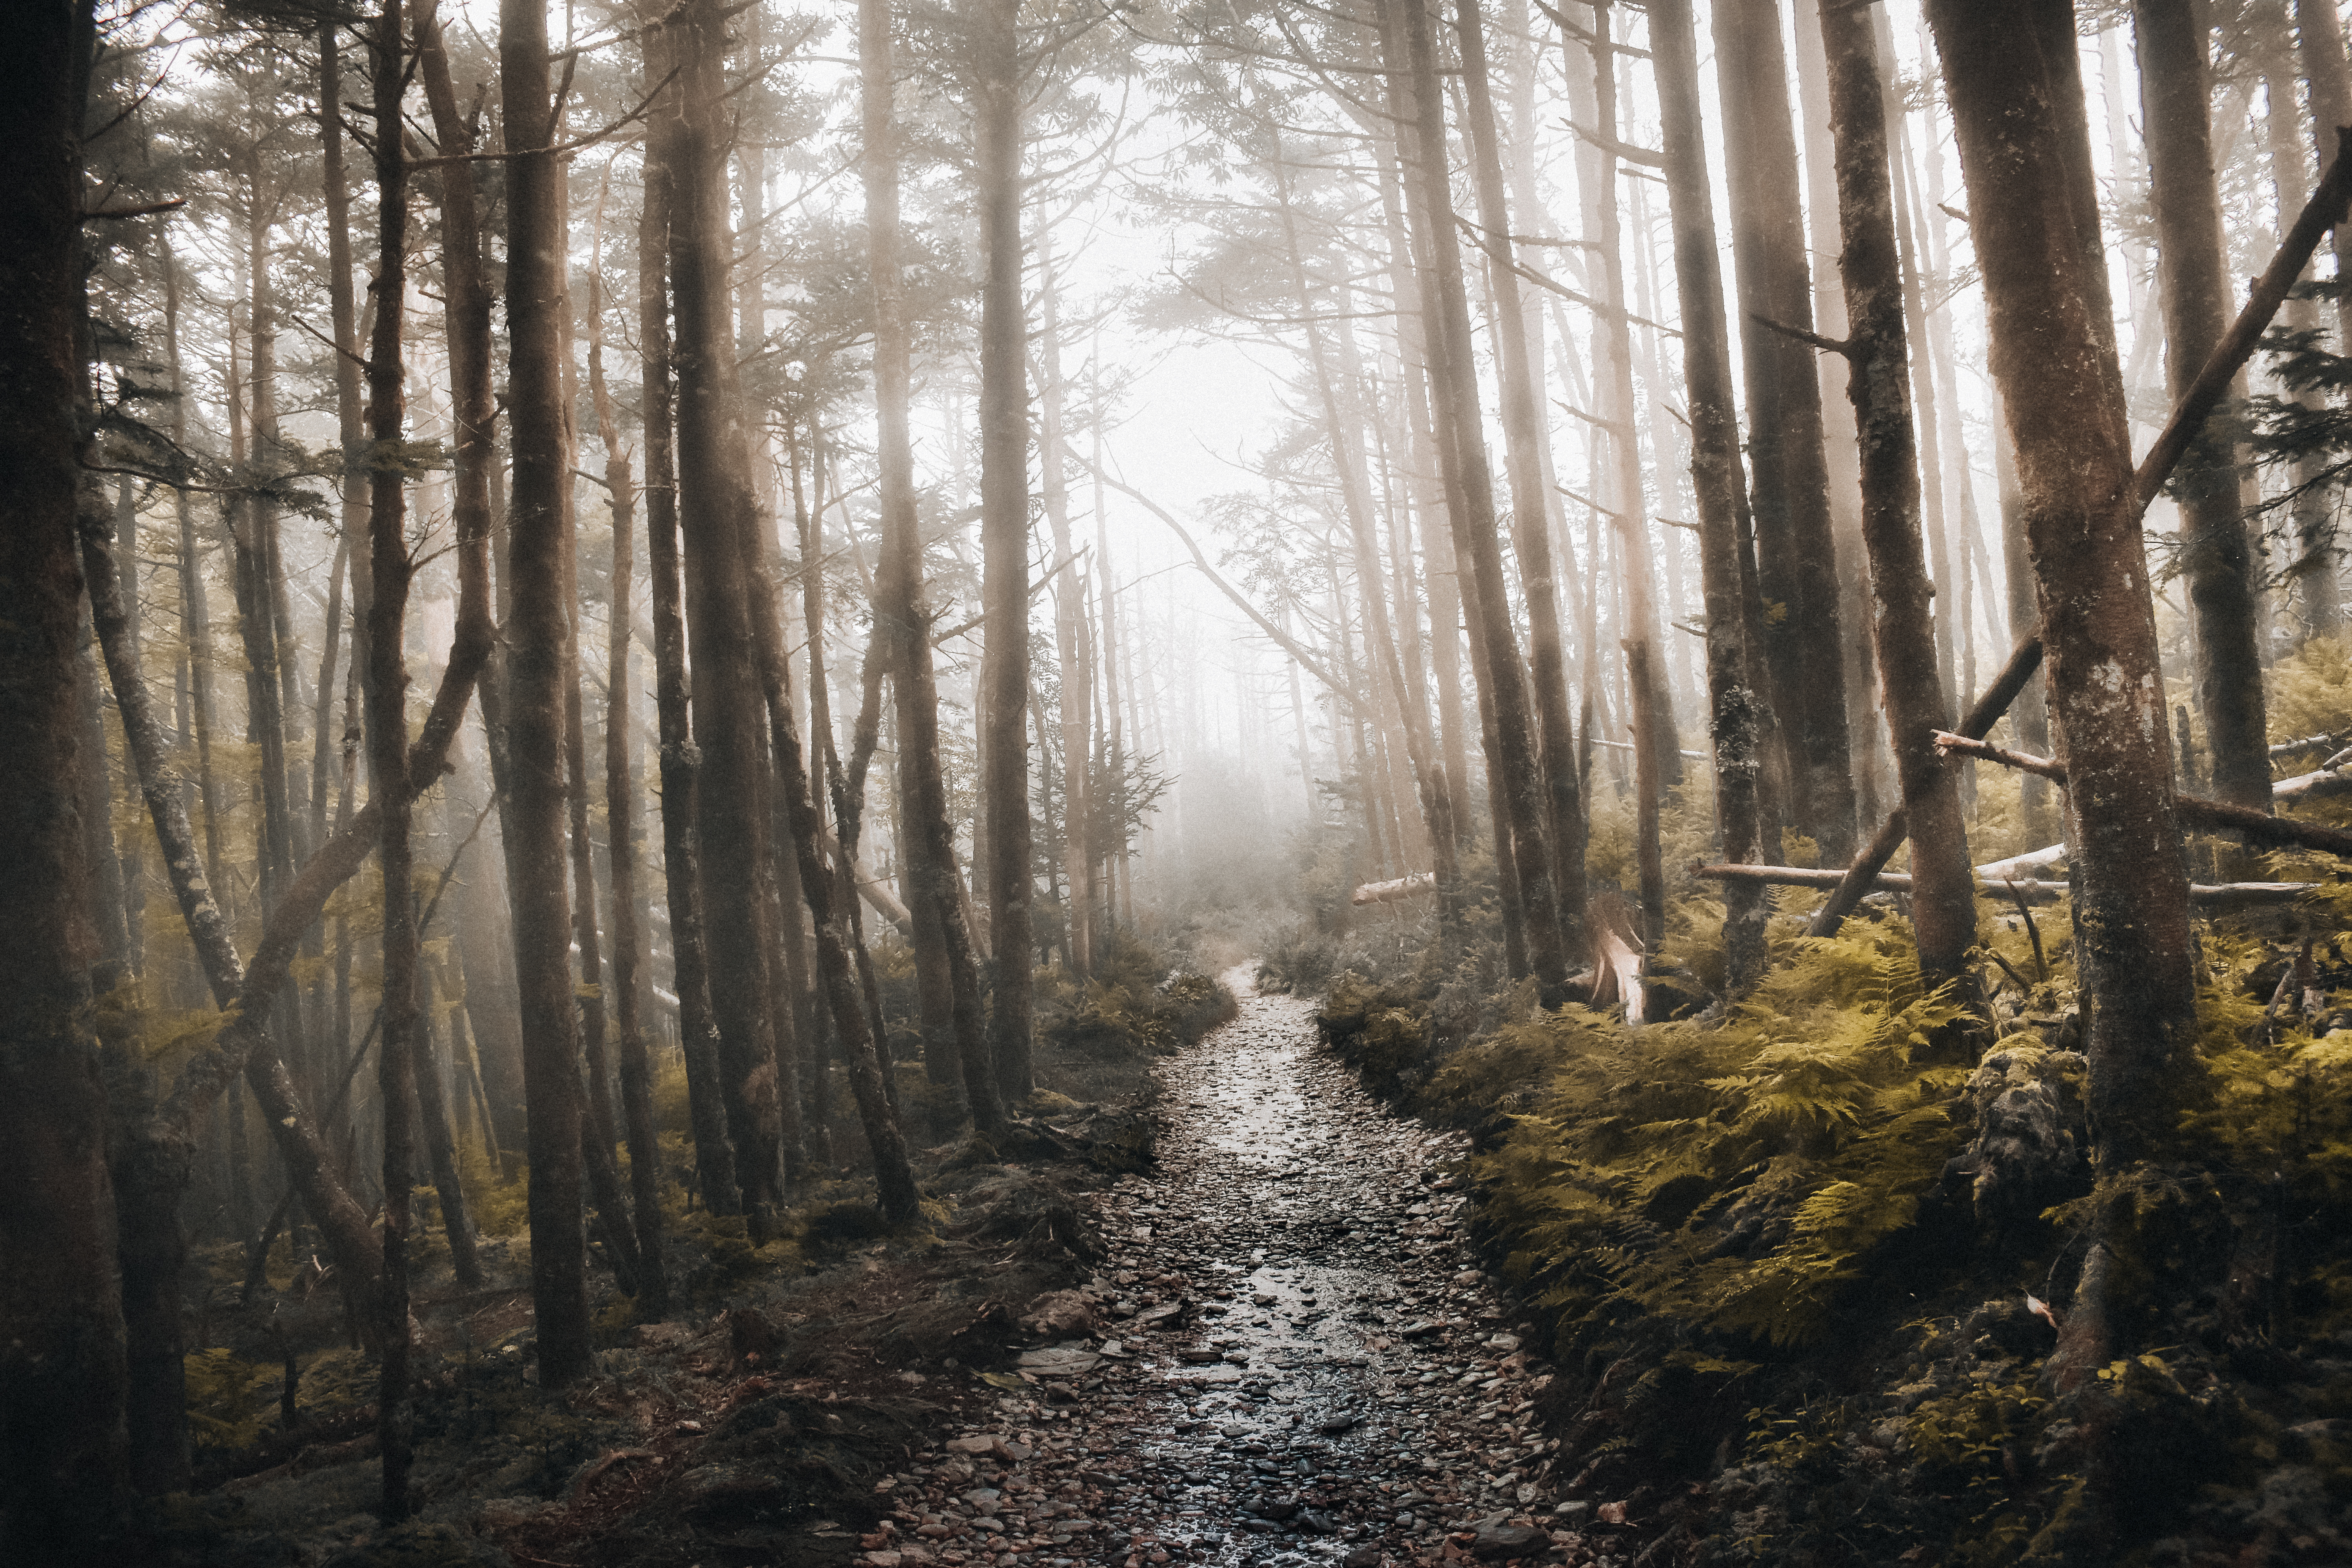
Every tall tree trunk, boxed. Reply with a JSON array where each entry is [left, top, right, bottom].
[[1453, 0, 1586, 945], [863, 0, 999, 1131], [1383, 0, 1569, 994], [363, 0, 418, 1519], [636, 9, 737, 1217], [319, 17, 365, 853], [1715, 0, 1856, 862], [588, 221, 669, 1316], [0, 5, 129, 1544], [1790, 0, 1888, 827], [1266, 136, 1463, 920], [1578, 0, 1674, 949], [1817, 0, 1977, 981], [501, 0, 593, 1392], [163, 242, 227, 899], [1036, 258, 1095, 979], [2136, 0, 2272, 808], [976, 0, 1035, 1104], [1652, 0, 1768, 990], [670, 0, 786, 1218], [1930, 0, 2196, 1167]]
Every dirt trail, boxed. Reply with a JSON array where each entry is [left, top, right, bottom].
[[880, 969, 1595, 1568]]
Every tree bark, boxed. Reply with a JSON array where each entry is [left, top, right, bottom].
[[363, 0, 418, 1517], [976, 0, 1035, 1104], [1383, 0, 1569, 994], [1817, 0, 1978, 982], [2136, 0, 2272, 809], [588, 222, 669, 1316], [0, 4, 128, 1543], [501, 0, 593, 1391], [1714, 0, 1855, 862], [1651, 0, 1768, 990], [637, 9, 738, 1218], [1929, 0, 2196, 1166], [670, 0, 787, 1216], [864, 0, 1000, 1132], [1453, 0, 1586, 944]]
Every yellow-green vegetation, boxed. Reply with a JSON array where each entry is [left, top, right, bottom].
[[182, 1348, 273, 1455], [1474, 916, 1977, 1348], [1039, 931, 1238, 1060]]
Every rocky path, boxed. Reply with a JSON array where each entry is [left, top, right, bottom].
[[869, 971, 1609, 1568]]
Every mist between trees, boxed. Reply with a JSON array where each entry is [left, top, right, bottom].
[[13, 0, 2352, 1560]]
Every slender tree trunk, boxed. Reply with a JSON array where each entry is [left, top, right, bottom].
[[363, 0, 417, 1517], [1267, 138, 1463, 920], [670, 0, 786, 1218], [2136, 0, 2272, 808], [413, 975, 480, 1289], [1579, 0, 1673, 949], [976, 0, 1035, 1103], [864, 0, 1000, 1132], [1818, 0, 1977, 981], [636, 10, 737, 1217], [1652, 0, 1768, 989], [588, 230, 669, 1316], [2298, 0, 2352, 382], [1383, 0, 1568, 994], [1036, 260, 1095, 980], [1791, 0, 1888, 827], [1715, 0, 1856, 862], [501, 0, 593, 1392], [1453, 0, 1586, 945]]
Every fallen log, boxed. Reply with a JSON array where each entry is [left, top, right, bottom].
[[1934, 733, 2352, 860], [1975, 842, 2067, 881], [1698, 863, 2315, 909], [1352, 871, 1437, 906]]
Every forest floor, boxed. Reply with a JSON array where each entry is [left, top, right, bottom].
[[175, 967, 1621, 1568]]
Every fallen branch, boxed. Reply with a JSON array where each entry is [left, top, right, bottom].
[[1352, 871, 1436, 906], [1934, 732, 2352, 860], [2132, 126, 2352, 513], [2271, 729, 2352, 759], [1699, 863, 2314, 909], [1810, 635, 2045, 939]]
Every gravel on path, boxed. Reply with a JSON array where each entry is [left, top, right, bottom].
[[862, 971, 1625, 1568]]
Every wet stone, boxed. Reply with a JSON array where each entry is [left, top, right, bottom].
[[920, 970, 1562, 1568]]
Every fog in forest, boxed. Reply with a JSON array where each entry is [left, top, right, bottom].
[[16, 0, 2352, 1563]]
